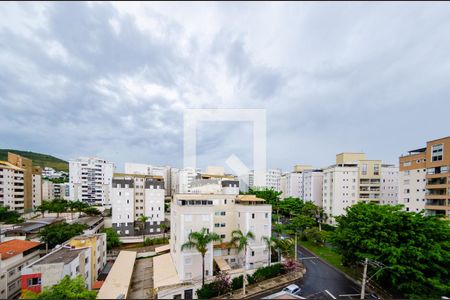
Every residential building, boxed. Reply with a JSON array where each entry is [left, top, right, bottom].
[[0, 239, 41, 299], [399, 136, 450, 217], [156, 181, 271, 298], [124, 163, 172, 196], [280, 165, 313, 199], [72, 216, 104, 235], [66, 233, 107, 288], [42, 180, 54, 201], [322, 153, 398, 224], [173, 167, 197, 194], [3, 218, 64, 241], [0, 161, 25, 212], [21, 245, 92, 294], [111, 173, 165, 236], [69, 157, 114, 206], [380, 165, 399, 205], [303, 170, 324, 207], [243, 169, 282, 192], [42, 167, 68, 180], [7, 152, 42, 212]]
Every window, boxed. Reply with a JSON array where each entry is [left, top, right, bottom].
[[374, 164, 379, 175], [252, 213, 255, 219], [265, 213, 268, 218], [361, 164, 368, 175], [184, 257, 192, 265], [184, 272, 192, 279], [403, 161, 411, 167], [251, 251, 255, 256], [215, 223, 220, 228], [28, 278, 41, 286], [431, 144, 443, 161], [220, 234, 226, 239]]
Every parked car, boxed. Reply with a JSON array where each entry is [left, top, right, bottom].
[[368, 292, 380, 299], [282, 284, 303, 295]]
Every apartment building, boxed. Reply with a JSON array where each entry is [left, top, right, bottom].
[[111, 173, 165, 236], [173, 168, 198, 194], [0, 240, 42, 299], [21, 245, 92, 294], [66, 233, 107, 287], [303, 170, 324, 207], [380, 165, 399, 205], [69, 157, 114, 206], [322, 153, 398, 224], [42, 181, 70, 201], [158, 181, 271, 298], [0, 161, 25, 212], [280, 165, 314, 199], [42, 167, 68, 179], [124, 163, 172, 196], [399, 136, 450, 217], [242, 169, 282, 192]]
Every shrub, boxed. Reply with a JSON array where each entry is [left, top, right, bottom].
[[282, 259, 302, 273], [142, 237, 169, 247], [196, 272, 231, 299], [196, 282, 220, 299], [231, 275, 243, 290], [252, 263, 284, 283]]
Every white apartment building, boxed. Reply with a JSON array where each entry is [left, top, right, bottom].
[[380, 165, 399, 205], [174, 168, 198, 194], [111, 174, 165, 236], [280, 172, 303, 199], [42, 167, 68, 179], [124, 163, 172, 196], [31, 173, 42, 209], [155, 181, 272, 299], [22, 245, 92, 292], [0, 240, 41, 299], [322, 153, 398, 225], [0, 161, 25, 212], [69, 157, 114, 206], [303, 170, 324, 207], [243, 169, 282, 192], [42, 181, 70, 201], [42, 180, 53, 201]]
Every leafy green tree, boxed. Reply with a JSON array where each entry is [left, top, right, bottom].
[[39, 223, 87, 249], [22, 275, 96, 299], [273, 223, 284, 238], [159, 222, 168, 240], [304, 227, 327, 245], [331, 203, 450, 298], [261, 236, 276, 265], [102, 228, 122, 249], [137, 215, 149, 240], [47, 198, 69, 217], [231, 229, 255, 296], [35, 200, 52, 218], [0, 205, 22, 223], [287, 214, 316, 238], [246, 188, 282, 217], [181, 228, 222, 286], [73, 201, 89, 217], [82, 207, 101, 216]]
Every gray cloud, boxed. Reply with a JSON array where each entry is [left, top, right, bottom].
[[1, 2, 450, 172]]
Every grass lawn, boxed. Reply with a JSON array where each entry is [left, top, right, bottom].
[[300, 240, 360, 280]]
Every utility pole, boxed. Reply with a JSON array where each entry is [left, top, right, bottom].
[[361, 258, 368, 299]]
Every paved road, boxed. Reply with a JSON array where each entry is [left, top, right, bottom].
[[256, 247, 361, 299]]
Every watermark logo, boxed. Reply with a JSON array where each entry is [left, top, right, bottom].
[[183, 108, 266, 186]]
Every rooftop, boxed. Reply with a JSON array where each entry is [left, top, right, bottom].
[[72, 216, 103, 228], [34, 246, 84, 265], [0, 239, 41, 260], [236, 194, 265, 202], [153, 252, 181, 289], [0, 160, 24, 171]]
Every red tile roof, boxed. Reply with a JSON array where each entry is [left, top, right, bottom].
[[0, 239, 41, 260]]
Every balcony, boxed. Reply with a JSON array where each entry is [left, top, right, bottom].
[[425, 199, 446, 206]]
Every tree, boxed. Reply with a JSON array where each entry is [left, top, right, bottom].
[[331, 203, 450, 298], [231, 229, 255, 296], [246, 188, 282, 218], [22, 275, 96, 299], [39, 223, 87, 249], [102, 228, 122, 249], [261, 236, 276, 266], [82, 207, 101, 216], [73, 201, 89, 217], [181, 228, 222, 286], [48, 199, 69, 218], [273, 223, 284, 238], [287, 214, 316, 239], [0, 205, 22, 224], [137, 215, 149, 241], [159, 222, 168, 240], [304, 227, 327, 245], [35, 200, 51, 218], [274, 238, 294, 260]]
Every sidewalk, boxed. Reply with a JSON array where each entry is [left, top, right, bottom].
[[217, 271, 304, 299]]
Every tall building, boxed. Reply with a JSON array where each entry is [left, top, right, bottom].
[[69, 157, 114, 206], [280, 165, 313, 199], [0, 239, 41, 299], [154, 179, 272, 299], [124, 163, 172, 196], [399, 136, 450, 217], [322, 153, 398, 224], [243, 169, 282, 192], [303, 169, 324, 207], [5, 153, 42, 212], [110, 173, 165, 236], [42, 180, 54, 201], [0, 161, 25, 212]]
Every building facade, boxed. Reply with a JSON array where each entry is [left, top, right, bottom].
[[0, 161, 25, 212], [399, 136, 450, 217], [111, 174, 165, 236], [0, 239, 41, 299], [244, 169, 282, 192], [124, 163, 172, 196], [303, 170, 324, 207], [322, 153, 398, 224], [69, 157, 114, 206]]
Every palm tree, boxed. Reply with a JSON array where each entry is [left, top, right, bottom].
[[275, 238, 295, 260], [181, 228, 222, 286], [36, 200, 50, 217], [261, 236, 276, 266], [67, 201, 78, 220], [159, 223, 168, 241], [137, 215, 149, 241], [231, 229, 255, 296], [73, 201, 89, 218]]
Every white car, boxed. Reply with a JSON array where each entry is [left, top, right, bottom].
[[282, 284, 303, 296]]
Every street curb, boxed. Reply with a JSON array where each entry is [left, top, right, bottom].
[[299, 246, 362, 288]]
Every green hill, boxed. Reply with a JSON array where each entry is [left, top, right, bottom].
[[0, 149, 68, 172]]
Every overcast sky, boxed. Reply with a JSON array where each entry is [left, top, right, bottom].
[[1, 2, 450, 172]]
